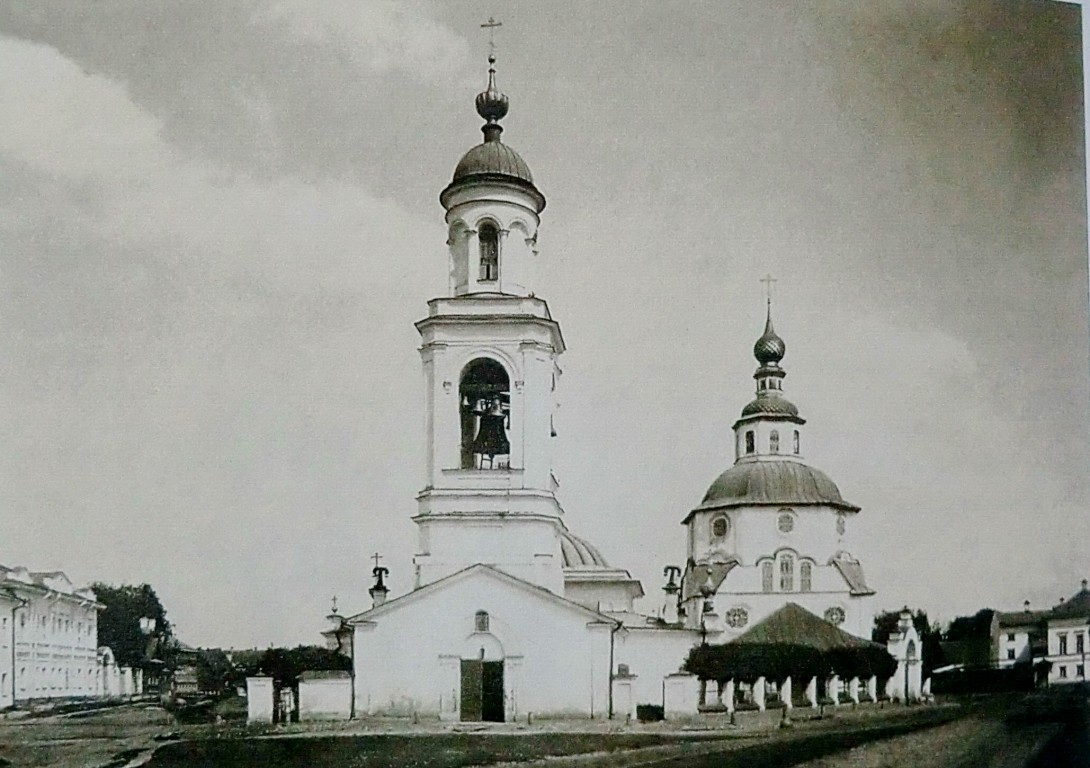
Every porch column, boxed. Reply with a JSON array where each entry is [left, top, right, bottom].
[[753, 677, 766, 712]]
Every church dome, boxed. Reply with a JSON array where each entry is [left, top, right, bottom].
[[453, 141, 534, 185], [440, 54, 545, 212], [559, 530, 610, 568], [754, 308, 785, 365], [698, 460, 859, 512], [740, 395, 799, 418]]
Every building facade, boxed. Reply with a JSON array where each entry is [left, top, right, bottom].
[[677, 308, 876, 642], [994, 581, 1090, 685], [0, 566, 108, 707], [335, 54, 893, 722]]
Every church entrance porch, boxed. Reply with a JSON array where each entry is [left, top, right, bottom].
[[460, 660, 504, 721]]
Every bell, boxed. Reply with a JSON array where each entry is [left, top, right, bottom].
[[472, 398, 510, 457]]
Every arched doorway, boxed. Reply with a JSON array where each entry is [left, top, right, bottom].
[[460, 621, 505, 722], [460, 358, 511, 469]]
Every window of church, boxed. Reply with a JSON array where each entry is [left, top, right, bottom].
[[777, 512, 794, 534], [824, 606, 845, 626], [460, 358, 511, 469], [745, 431, 755, 454], [475, 611, 489, 633], [800, 562, 812, 592], [479, 222, 499, 281], [779, 555, 794, 591], [793, 430, 800, 454], [761, 562, 773, 593], [769, 430, 779, 453], [711, 516, 729, 539]]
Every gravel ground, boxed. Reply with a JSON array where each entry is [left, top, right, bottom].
[[790, 715, 1060, 768]]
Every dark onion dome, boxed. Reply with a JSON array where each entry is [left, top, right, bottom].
[[441, 55, 545, 212], [754, 305, 785, 365], [740, 395, 799, 418], [559, 530, 610, 568], [693, 460, 860, 513]]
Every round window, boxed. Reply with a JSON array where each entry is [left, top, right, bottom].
[[726, 607, 749, 628], [711, 516, 729, 538], [777, 513, 795, 534], [824, 607, 846, 626]]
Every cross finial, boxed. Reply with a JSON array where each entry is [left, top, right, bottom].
[[481, 16, 502, 58], [331, 595, 338, 614], [760, 273, 777, 305], [371, 552, 383, 569]]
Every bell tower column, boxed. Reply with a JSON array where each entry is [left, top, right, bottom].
[[411, 54, 565, 594]]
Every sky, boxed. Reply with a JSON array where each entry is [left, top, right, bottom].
[[0, 1, 1086, 648]]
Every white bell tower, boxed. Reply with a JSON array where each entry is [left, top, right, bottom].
[[412, 55, 566, 594]]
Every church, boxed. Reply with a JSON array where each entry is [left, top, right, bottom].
[[330, 55, 882, 722]]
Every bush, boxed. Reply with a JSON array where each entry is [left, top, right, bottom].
[[636, 704, 664, 722]]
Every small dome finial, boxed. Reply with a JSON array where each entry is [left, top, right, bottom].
[[754, 277, 785, 365], [475, 19, 508, 141]]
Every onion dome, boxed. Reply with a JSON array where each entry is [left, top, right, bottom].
[[695, 461, 859, 513], [753, 303, 786, 365], [441, 55, 545, 212]]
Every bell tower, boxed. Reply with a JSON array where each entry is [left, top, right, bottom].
[[413, 54, 566, 593]]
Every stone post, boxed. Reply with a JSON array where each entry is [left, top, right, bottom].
[[724, 679, 735, 714], [781, 676, 792, 711], [849, 677, 860, 705], [829, 675, 841, 706], [867, 675, 878, 702], [922, 677, 932, 702], [753, 676, 766, 712], [806, 676, 818, 709]]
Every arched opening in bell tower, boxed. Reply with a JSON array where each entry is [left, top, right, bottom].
[[479, 222, 500, 282], [460, 358, 511, 469]]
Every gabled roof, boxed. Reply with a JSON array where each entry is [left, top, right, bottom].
[[831, 556, 875, 596], [996, 610, 1050, 629], [683, 559, 739, 601], [345, 563, 617, 626], [731, 603, 880, 651]]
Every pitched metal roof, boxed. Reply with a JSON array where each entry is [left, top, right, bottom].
[[694, 460, 859, 513], [731, 602, 881, 650], [831, 556, 875, 596], [1050, 586, 1090, 620], [559, 530, 609, 568]]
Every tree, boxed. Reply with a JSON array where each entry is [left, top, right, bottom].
[[195, 648, 233, 695], [92, 583, 173, 668], [257, 645, 351, 685], [944, 609, 995, 642]]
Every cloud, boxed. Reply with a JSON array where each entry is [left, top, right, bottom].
[[261, 0, 471, 85]]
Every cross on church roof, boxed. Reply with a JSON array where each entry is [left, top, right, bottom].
[[480, 16, 503, 56], [330, 595, 338, 614], [760, 273, 777, 305], [371, 552, 383, 569]]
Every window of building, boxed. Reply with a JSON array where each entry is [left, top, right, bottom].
[[745, 431, 755, 454], [1059, 634, 1069, 655], [1078, 634, 1085, 655], [779, 554, 794, 591], [769, 430, 780, 453], [800, 562, 812, 592], [616, 663, 631, 677], [1059, 666, 1068, 679], [478, 222, 499, 281], [460, 358, 511, 469], [1007, 648, 1016, 660], [474, 611, 489, 633], [711, 516, 729, 539], [793, 430, 800, 454], [761, 562, 773, 593], [1078, 664, 1085, 679], [1007, 633, 1015, 642]]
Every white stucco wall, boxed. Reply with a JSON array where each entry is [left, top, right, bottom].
[[352, 567, 613, 719], [612, 627, 701, 714], [298, 678, 352, 720]]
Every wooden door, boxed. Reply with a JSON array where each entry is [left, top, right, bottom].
[[460, 660, 483, 721], [481, 661, 504, 722]]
